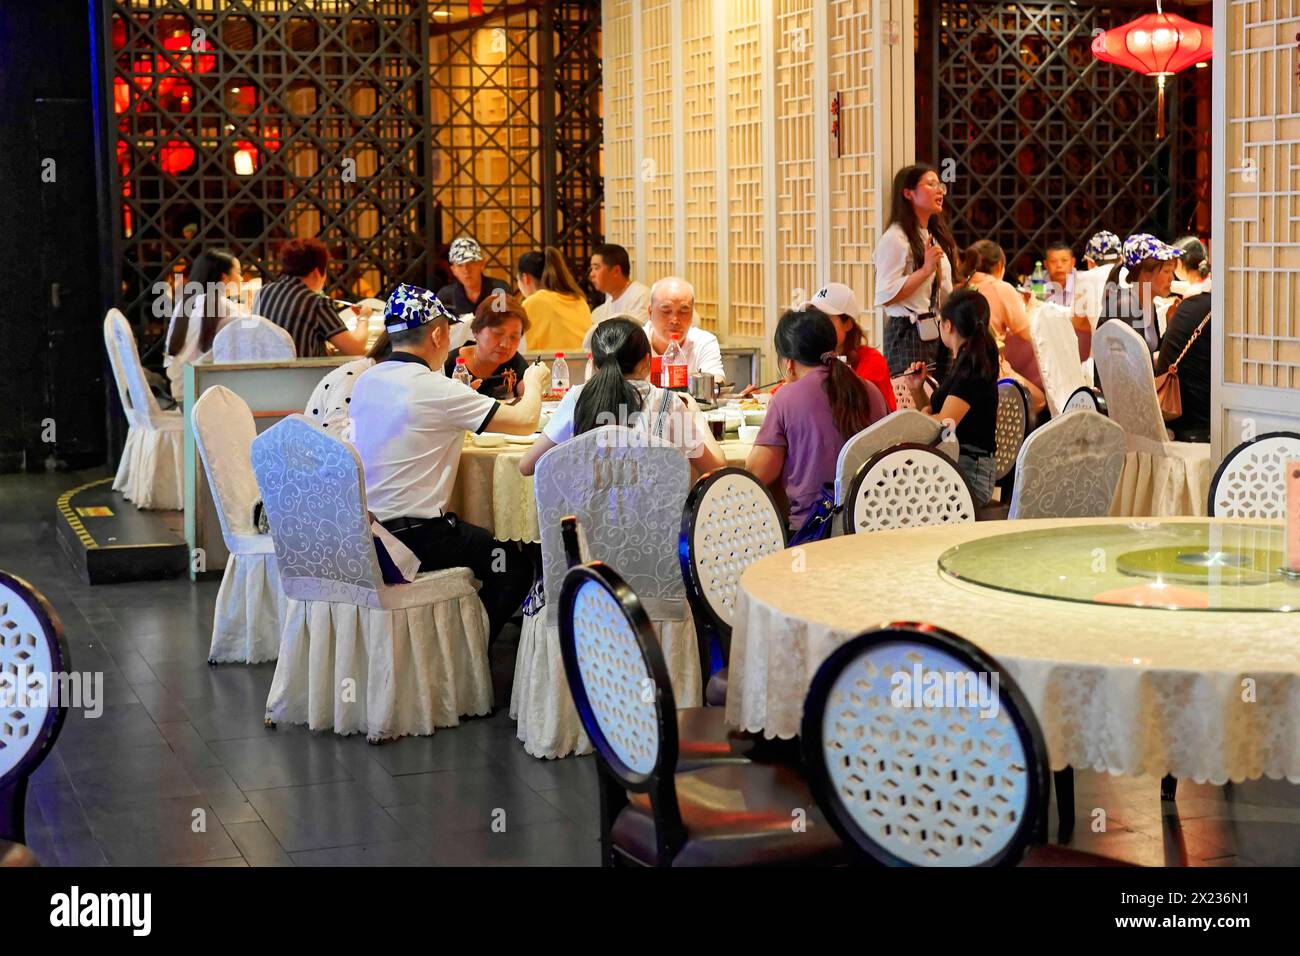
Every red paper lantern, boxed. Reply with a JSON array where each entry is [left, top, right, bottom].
[[155, 76, 194, 113], [159, 140, 196, 175], [1092, 3, 1212, 138], [469, 0, 485, 15], [163, 28, 217, 73]]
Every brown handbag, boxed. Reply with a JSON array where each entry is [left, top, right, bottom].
[[1152, 311, 1210, 422]]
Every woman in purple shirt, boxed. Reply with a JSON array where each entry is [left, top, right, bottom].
[[747, 309, 889, 531]]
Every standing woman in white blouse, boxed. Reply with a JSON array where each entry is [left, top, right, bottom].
[[872, 164, 960, 379]]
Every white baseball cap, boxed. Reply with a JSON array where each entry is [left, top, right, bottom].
[[803, 282, 863, 319]]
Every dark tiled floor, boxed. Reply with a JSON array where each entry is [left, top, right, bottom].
[[5, 469, 1300, 866]]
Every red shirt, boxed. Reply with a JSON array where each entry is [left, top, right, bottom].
[[852, 346, 896, 412]]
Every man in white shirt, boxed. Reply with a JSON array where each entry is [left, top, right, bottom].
[[641, 276, 727, 382], [349, 283, 549, 643], [587, 243, 651, 327], [1043, 241, 1077, 308]]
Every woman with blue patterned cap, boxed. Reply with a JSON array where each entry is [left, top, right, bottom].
[[1096, 234, 1182, 356]]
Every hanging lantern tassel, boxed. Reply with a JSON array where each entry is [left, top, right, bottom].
[[1157, 74, 1166, 140]]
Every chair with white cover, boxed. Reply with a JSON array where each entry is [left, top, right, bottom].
[[212, 315, 296, 363], [104, 309, 184, 510], [1008, 411, 1126, 519], [512, 425, 699, 759], [560, 560, 845, 866], [1028, 301, 1089, 418], [251, 415, 491, 742], [1209, 431, 1300, 518], [679, 468, 786, 707], [993, 379, 1029, 482], [841, 443, 976, 534], [0, 570, 70, 866], [304, 358, 374, 433], [833, 409, 961, 504], [1063, 385, 1107, 416], [1092, 320, 1211, 517], [800, 622, 1130, 867], [192, 386, 286, 663]]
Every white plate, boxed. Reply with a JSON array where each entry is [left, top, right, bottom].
[[503, 434, 536, 445], [471, 434, 505, 448]]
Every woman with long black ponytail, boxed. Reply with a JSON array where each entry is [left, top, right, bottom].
[[518, 316, 725, 477], [904, 289, 1000, 504], [746, 309, 889, 532], [163, 249, 246, 402]]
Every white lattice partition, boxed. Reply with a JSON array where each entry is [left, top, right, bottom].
[[602, 0, 637, 259], [725, 0, 770, 344], [599, 0, 914, 360], [1213, 0, 1300, 458], [640, 0, 677, 284], [828, 0, 879, 344], [682, 0, 722, 333], [773, 0, 820, 312]]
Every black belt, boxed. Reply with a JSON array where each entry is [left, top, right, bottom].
[[381, 514, 454, 534]]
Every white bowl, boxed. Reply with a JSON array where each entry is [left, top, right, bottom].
[[743, 409, 767, 426], [738, 424, 761, 444]]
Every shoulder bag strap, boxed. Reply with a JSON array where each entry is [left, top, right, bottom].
[[1168, 313, 1211, 374]]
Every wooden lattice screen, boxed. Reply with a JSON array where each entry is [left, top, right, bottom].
[[922, 0, 1211, 277], [105, 0, 433, 340]]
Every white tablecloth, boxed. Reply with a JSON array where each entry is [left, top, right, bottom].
[[447, 438, 753, 543], [728, 516, 1300, 785]]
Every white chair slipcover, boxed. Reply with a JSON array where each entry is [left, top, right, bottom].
[[511, 425, 699, 759], [104, 309, 184, 510], [834, 409, 961, 504], [192, 386, 286, 664], [212, 315, 296, 363], [251, 415, 491, 742], [1092, 320, 1211, 517], [304, 358, 374, 433], [1008, 411, 1126, 519], [1028, 302, 1088, 418], [1209, 432, 1300, 518]]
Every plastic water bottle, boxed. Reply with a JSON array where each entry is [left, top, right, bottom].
[[551, 352, 570, 396], [452, 357, 473, 388], [1030, 260, 1047, 301], [662, 334, 688, 391]]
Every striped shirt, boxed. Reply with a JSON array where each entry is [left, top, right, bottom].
[[253, 275, 347, 357]]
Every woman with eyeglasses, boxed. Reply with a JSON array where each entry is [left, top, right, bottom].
[[873, 164, 961, 381]]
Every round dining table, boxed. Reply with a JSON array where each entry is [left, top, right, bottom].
[[727, 516, 1300, 786], [448, 436, 755, 544]]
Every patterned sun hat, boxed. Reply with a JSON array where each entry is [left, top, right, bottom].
[[1122, 233, 1183, 270], [383, 283, 460, 333], [448, 237, 484, 265], [1085, 230, 1121, 263]]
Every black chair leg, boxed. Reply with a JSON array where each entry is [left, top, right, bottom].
[[1053, 767, 1075, 842], [1161, 774, 1178, 803]]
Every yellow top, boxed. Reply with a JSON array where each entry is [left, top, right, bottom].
[[523, 290, 592, 352]]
